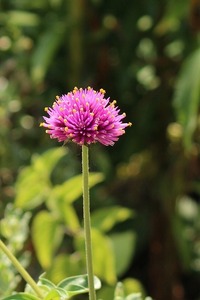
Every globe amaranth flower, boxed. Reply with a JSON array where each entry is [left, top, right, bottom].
[[40, 87, 132, 146]]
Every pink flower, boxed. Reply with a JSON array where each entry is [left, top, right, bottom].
[[40, 87, 131, 146]]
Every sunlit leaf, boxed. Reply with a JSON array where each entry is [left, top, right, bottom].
[[91, 206, 134, 232], [173, 48, 200, 149], [7, 11, 39, 26], [51, 173, 103, 204], [15, 170, 49, 209], [43, 289, 65, 300], [46, 253, 83, 284], [15, 148, 66, 209], [110, 231, 136, 276], [122, 278, 146, 299], [32, 211, 63, 269], [46, 200, 80, 231], [32, 148, 67, 176]]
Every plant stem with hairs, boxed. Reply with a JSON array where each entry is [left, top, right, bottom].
[[82, 145, 96, 300]]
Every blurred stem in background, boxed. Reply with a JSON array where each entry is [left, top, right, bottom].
[[68, 0, 85, 87]]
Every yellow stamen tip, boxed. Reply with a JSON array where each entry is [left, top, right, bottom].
[[110, 100, 117, 106], [73, 87, 78, 92], [100, 88, 106, 94], [56, 95, 59, 100], [40, 122, 44, 127], [128, 122, 132, 127]]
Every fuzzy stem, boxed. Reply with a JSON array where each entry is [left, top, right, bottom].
[[0, 239, 43, 299], [82, 145, 96, 300]]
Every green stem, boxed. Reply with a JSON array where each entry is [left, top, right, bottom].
[[0, 239, 43, 299], [82, 145, 96, 300]]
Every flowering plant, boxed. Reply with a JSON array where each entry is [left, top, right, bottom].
[[0, 87, 152, 300]]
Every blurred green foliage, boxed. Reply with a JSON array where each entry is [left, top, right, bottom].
[[0, 205, 31, 297], [14, 149, 135, 288], [1, 0, 200, 299]]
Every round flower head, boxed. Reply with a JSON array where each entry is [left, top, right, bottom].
[[40, 87, 132, 146]]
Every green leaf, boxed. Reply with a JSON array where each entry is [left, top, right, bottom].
[[15, 169, 49, 209], [25, 276, 60, 297], [46, 254, 83, 284], [125, 294, 142, 300], [46, 200, 80, 232], [43, 289, 67, 300], [75, 229, 116, 285], [91, 206, 133, 232], [58, 274, 101, 296], [51, 172, 103, 204], [122, 278, 146, 298], [32, 148, 67, 176], [173, 48, 200, 149], [1, 293, 40, 300], [32, 211, 63, 269], [31, 21, 66, 85], [7, 11, 39, 26], [38, 274, 56, 290], [110, 231, 136, 276], [114, 282, 125, 300], [15, 148, 66, 209]]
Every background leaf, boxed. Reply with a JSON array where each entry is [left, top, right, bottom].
[[15, 148, 66, 209], [46, 253, 83, 284], [31, 21, 66, 85], [173, 48, 200, 149], [32, 211, 63, 269], [75, 229, 117, 285], [51, 173, 104, 204], [91, 206, 134, 232], [110, 231, 136, 277]]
